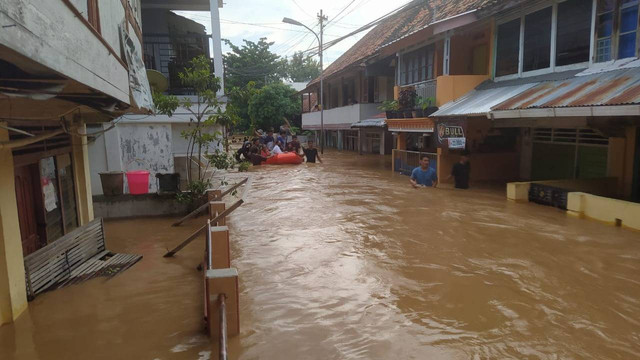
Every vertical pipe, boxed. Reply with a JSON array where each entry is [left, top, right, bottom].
[[210, 0, 225, 96], [319, 9, 325, 154], [218, 294, 228, 360]]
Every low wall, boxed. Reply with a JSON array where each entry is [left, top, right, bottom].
[[93, 193, 191, 219], [568, 192, 640, 231], [507, 177, 619, 201]]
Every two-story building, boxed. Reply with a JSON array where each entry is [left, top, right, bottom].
[[0, 0, 153, 324]]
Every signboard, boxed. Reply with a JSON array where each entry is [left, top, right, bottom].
[[436, 119, 466, 149], [448, 137, 466, 149]]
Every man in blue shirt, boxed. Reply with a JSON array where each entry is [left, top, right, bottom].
[[410, 155, 438, 188]]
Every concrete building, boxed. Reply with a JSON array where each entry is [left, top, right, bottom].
[[0, 0, 152, 324], [89, 9, 224, 194]]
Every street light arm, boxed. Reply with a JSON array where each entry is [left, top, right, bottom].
[[282, 17, 320, 44]]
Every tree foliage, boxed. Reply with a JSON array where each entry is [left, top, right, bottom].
[[285, 51, 321, 82], [248, 83, 300, 131], [226, 81, 258, 132], [153, 55, 229, 183], [223, 38, 285, 90]]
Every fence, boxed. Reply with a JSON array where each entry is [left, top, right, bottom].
[[392, 149, 437, 175], [415, 79, 437, 100]]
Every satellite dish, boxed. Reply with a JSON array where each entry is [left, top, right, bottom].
[[146, 69, 168, 93]]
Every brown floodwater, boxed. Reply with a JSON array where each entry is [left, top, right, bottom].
[[1, 151, 640, 360]]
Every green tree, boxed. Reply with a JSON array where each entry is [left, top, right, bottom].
[[227, 81, 258, 133], [285, 51, 321, 82], [153, 55, 227, 184], [223, 38, 285, 90], [248, 83, 300, 131]]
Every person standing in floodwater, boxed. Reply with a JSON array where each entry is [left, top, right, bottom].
[[301, 140, 322, 163], [410, 155, 437, 188], [448, 151, 470, 189]]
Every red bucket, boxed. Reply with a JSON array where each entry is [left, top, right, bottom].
[[126, 170, 150, 195]]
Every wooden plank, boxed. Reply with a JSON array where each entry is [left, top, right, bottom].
[[164, 199, 244, 257], [24, 219, 102, 267], [172, 178, 248, 227]]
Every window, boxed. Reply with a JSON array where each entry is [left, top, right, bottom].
[[496, 19, 521, 76], [597, 0, 616, 62], [523, 7, 552, 72], [556, 0, 593, 66], [596, 0, 640, 62], [619, 0, 639, 58], [400, 45, 435, 85]]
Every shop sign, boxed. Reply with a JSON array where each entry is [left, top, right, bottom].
[[436, 119, 466, 148], [448, 137, 466, 149]]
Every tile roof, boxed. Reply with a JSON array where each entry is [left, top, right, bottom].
[[306, 0, 505, 89]]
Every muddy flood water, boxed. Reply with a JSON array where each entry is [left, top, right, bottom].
[[2, 151, 640, 360]]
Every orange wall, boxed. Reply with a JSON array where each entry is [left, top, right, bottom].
[[435, 75, 488, 107], [438, 150, 520, 184]]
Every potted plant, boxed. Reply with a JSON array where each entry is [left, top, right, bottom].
[[414, 97, 425, 118], [398, 88, 417, 118], [420, 96, 438, 117], [378, 100, 400, 119]]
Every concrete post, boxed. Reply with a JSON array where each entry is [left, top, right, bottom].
[[103, 122, 122, 172], [209, 201, 226, 226], [358, 129, 362, 155], [70, 123, 94, 225], [208, 189, 222, 202], [379, 129, 385, 155], [207, 268, 239, 338], [210, 0, 225, 97], [210, 226, 230, 269], [0, 123, 28, 325]]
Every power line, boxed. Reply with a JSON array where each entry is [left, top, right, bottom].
[[290, 0, 316, 19], [325, 0, 357, 27]]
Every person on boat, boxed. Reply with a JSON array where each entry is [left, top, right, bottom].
[[301, 140, 322, 163], [288, 135, 301, 154], [410, 155, 437, 188], [272, 140, 284, 155], [260, 144, 272, 158], [447, 151, 470, 189], [235, 141, 252, 162], [248, 152, 268, 165], [277, 130, 287, 150], [264, 129, 275, 150]]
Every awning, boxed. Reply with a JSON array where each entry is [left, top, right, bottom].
[[351, 117, 386, 128], [491, 66, 640, 118], [302, 123, 353, 131], [386, 118, 435, 133], [431, 83, 538, 117]]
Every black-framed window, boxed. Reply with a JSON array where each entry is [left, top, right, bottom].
[[496, 19, 521, 76], [523, 7, 553, 72], [556, 0, 593, 66], [400, 45, 435, 85]]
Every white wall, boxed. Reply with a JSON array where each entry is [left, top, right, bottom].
[[0, 0, 130, 103], [302, 103, 381, 129]]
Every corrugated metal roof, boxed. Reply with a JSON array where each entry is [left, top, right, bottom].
[[431, 83, 538, 117], [351, 118, 386, 128], [492, 68, 640, 110]]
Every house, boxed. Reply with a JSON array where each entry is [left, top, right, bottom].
[[0, 0, 152, 324], [88, 10, 224, 195]]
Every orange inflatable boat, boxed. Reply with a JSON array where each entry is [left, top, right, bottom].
[[265, 152, 303, 165]]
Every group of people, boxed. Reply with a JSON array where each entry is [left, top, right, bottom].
[[410, 152, 470, 190], [235, 128, 322, 165]]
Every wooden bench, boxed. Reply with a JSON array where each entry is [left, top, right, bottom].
[[23, 218, 142, 300]]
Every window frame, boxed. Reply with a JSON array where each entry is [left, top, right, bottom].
[[398, 44, 436, 86], [494, 1, 594, 82]]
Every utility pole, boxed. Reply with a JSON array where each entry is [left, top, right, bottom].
[[318, 10, 327, 154]]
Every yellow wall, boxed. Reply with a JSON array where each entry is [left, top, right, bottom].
[[435, 75, 488, 107], [568, 192, 640, 231], [506, 178, 619, 202], [0, 123, 28, 325]]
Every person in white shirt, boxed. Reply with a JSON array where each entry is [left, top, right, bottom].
[[271, 140, 284, 155]]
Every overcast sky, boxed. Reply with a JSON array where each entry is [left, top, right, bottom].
[[174, 0, 410, 68]]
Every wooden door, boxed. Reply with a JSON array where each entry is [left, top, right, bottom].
[[14, 165, 40, 255]]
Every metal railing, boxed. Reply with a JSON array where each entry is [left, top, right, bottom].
[[218, 294, 228, 360], [392, 149, 437, 175], [415, 79, 437, 100]]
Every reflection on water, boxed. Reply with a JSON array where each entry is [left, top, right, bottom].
[[1, 151, 640, 360]]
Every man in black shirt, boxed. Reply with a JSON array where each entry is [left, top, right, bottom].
[[301, 140, 322, 163], [448, 152, 470, 189]]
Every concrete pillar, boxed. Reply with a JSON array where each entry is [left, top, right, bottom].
[[519, 128, 532, 181], [103, 122, 122, 172], [357, 129, 363, 155], [207, 268, 239, 338], [71, 123, 94, 226], [210, 226, 230, 269], [397, 132, 407, 150], [209, 201, 226, 226], [608, 137, 626, 197], [208, 189, 222, 202], [624, 126, 637, 199], [0, 123, 28, 325], [337, 130, 343, 151], [379, 129, 385, 155], [210, 0, 225, 96]]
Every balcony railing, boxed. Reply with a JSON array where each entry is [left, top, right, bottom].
[[414, 79, 437, 100], [302, 103, 382, 129]]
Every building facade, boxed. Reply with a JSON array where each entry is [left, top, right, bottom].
[[0, 0, 152, 324]]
